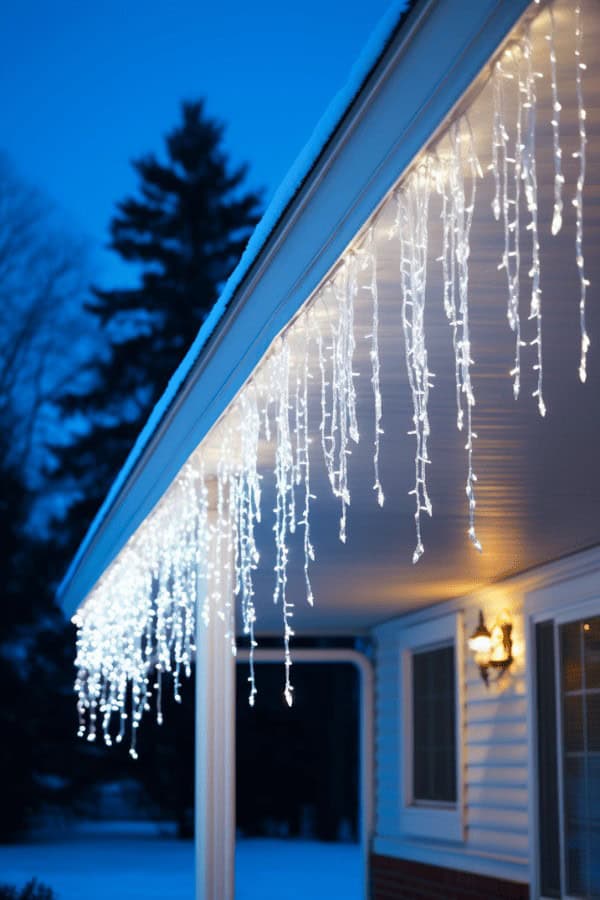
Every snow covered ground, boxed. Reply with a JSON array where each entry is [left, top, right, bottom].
[[0, 823, 362, 899]]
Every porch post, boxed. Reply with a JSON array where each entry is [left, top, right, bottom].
[[195, 586, 236, 900]]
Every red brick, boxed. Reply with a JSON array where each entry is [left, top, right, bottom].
[[370, 854, 529, 900]]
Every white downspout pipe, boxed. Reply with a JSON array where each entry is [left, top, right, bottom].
[[195, 595, 236, 900]]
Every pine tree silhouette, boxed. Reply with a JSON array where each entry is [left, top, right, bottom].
[[52, 100, 262, 552]]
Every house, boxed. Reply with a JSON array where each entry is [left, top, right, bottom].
[[58, 0, 600, 897]]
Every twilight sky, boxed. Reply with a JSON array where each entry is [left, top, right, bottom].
[[0, 0, 392, 286]]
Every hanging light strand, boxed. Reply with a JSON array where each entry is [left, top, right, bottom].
[[271, 339, 295, 706], [397, 160, 434, 564], [547, 5, 564, 235], [235, 386, 262, 704], [320, 258, 360, 544], [574, 4, 590, 382], [522, 28, 546, 417], [298, 320, 315, 605], [438, 151, 461, 427], [361, 228, 385, 506], [443, 120, 483, 552], [491, 54, 523, 398]]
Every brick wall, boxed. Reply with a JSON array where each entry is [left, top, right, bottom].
[[370, 854, 529, 900]]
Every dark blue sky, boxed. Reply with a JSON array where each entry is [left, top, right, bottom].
[[0, 0, 391, 286]]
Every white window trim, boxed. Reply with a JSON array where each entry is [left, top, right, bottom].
[[526, 575, 600, 900], [398, 610, 465, 843]]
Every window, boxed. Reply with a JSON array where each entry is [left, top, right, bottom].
[[396, 611, 464, 842], [412, 644, 457, 805], [535, 611, 600, 898]]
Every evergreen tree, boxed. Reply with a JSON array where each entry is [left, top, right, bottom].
[[53, 100, 262, 549]]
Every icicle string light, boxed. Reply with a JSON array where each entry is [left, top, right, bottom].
[[271, 339, 295, 706], [438, 149, 462, 427], [397, 160, 434, 564], [440, 120, 482, 552], [234, 386, 262, 704], [522, 27, 546, 417], [319, 257, 360, 543], [574, 3, 590, 383], [361, 228, 385, 507], [299, 320, 315, 606], [73, 0, 592, 750], [547, 5, 564, 235], [74, 464, 211, 755], [491, 53, 523, 399]]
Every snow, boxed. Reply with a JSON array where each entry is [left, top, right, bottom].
[[57, 0, 411, 608], [0, 825, 362, 899]]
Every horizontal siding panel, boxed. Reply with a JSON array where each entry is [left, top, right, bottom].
[[468, 692, 528, 712], [467, 806, 529, 830], [466, 700, 527, 726], [466, 721, 527, 743], [468, 826, 529, 855], [466, 759, 527, 777], [468, 799, 529, 813], [466, 784, 529, 807], [465, 678, 527, 703], [466, 744, 528, 766]]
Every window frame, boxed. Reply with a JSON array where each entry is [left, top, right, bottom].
[[531, 596, 600, 900], [398, 611, 465, 842]]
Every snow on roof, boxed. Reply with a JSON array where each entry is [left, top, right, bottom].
[[58, 0, 412, 603]]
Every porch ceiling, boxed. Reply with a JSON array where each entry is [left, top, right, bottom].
[[245, 0, 600, 635]]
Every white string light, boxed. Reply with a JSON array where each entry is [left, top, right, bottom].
[[74, 464, 210, 756], [361, 228, 385, 507], [522, 27, 546, 417], [438, 149, 461, 425], [319, 259, 360, 543], [271, 338, 295, 706], [234, 386, 262, 704], [547, 5, 564, 236], [574, 3, 590, 383], [297, 319, 315, 606], [397, 160, 434, 564], [491, 53, 523, 399], [441, 120, 483, 552]]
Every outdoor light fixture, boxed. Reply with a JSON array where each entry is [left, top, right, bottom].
[[468, 610, 513, 686]]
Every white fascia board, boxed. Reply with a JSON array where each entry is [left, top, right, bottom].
[[59, 0, 530, 619]]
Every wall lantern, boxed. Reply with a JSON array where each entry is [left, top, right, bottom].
[[468, 610, 513, 686]]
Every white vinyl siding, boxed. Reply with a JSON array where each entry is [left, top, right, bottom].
[[373, 592, 529, 882]]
